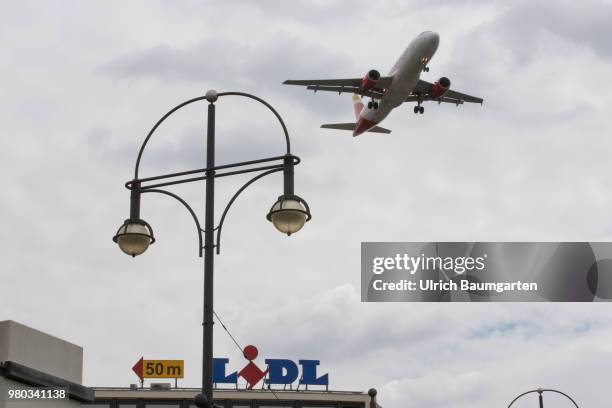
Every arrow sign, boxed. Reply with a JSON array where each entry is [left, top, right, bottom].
[[132, 357, 144, 380], [132, 357, 184, 379]]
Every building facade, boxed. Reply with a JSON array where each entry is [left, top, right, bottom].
[[0, 321, 378, 408], [87, 388, 371, 408]]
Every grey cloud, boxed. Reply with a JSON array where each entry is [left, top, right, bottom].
[[448, 0, 612, 70], [418, 0, 612, 62], [99, 35, 354, 120], [503, 0, 612, 59], [99, 36, 351, 88], [100, 42, 230, 82], [380, 321, 612, 408], [162, 0, 366, 24]]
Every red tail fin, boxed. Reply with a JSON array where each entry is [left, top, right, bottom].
[[352, 94, 363, 120]]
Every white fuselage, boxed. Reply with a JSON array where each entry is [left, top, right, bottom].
[[360, 31, 440, 125]]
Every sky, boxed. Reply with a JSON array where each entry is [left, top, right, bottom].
[[2, 0, 612, 407]]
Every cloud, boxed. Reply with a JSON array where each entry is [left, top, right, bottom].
[[500, 0, 612, 60], [99, 35, 354, 121], [99, 36, 351, 88]]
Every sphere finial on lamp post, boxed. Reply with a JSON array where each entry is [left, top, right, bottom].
[[205, 90, 218, 103]]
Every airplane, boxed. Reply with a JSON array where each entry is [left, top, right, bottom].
[[283, 31, 483, 136]]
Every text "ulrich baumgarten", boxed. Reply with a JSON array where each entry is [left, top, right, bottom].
[[371, 253, 538, 293]]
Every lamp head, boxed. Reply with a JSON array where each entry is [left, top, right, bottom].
[[267, 194, 311, 235], [113, 218, 155, 257]]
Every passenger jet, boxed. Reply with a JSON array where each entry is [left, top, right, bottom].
[[284, 31, 483, 136]]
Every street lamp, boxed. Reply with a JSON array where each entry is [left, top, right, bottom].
[[113, 218, 155, 256], [113, 181, 156, 257], [267, 195, 310, 235], [267, 155, 311, 235], [507, 388, 579, 408], [112, 90, 311, 408]]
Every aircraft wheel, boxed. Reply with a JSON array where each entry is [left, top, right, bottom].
[[368, 101, 373, 109], [419, 106, 424, 114], [413, 106, 419, 114], [373, 102, 379, 109]]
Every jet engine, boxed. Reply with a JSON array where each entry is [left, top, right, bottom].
[[431, 77, 451, 97], [360, 69, 381, 91]]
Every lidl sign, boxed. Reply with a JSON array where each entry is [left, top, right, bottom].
[[213, 345, 328, 389]]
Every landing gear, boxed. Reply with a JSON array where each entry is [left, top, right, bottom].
[[413, 105, 424, 114], [423, 66, 429, 72], [368, 100, 379, 110]]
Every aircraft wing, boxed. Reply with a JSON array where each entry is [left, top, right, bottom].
[[283, 77, 483, 104], [410, 79, 483, 105], [283, 77, 393, 98], [304, 85, 384, 99]]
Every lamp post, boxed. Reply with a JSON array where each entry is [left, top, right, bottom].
[[113, 90, 311, 408], [507, 388, 579, 408]]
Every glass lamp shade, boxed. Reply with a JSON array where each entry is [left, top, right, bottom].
[[267, 195, 311, 235], [113, 219, 155, 257]]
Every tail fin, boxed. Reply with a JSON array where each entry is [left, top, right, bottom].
[[352, 94, 363, 120], [319, 94, 391, 135]]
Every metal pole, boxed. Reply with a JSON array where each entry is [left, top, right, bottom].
[[202, 102, 216, 405], [283, 155, 294, 196], [129, 180, 141, 219]]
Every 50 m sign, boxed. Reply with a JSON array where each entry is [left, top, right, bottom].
[[132, 357, 184, 379]]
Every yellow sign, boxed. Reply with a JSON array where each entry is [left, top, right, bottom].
[[142, 360, 184, 379]]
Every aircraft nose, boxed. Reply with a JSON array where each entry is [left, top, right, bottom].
[[429, 32, 440, 46]]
